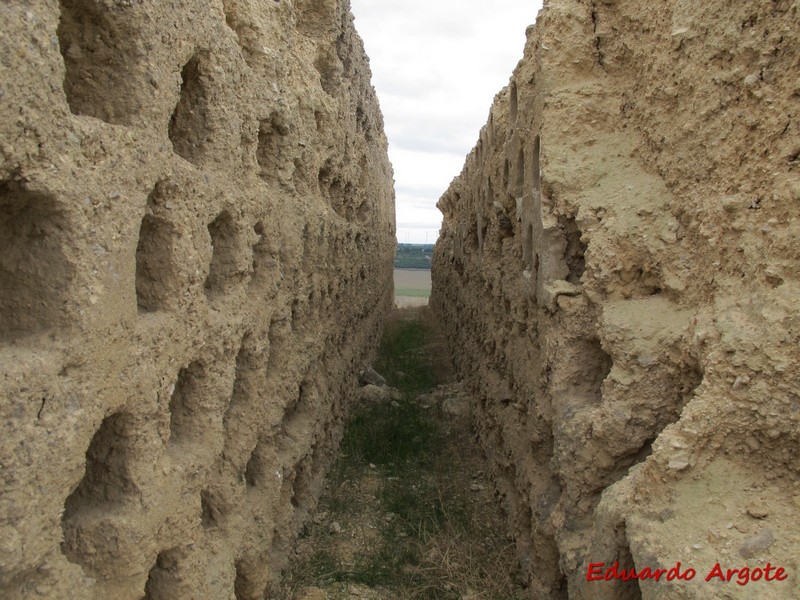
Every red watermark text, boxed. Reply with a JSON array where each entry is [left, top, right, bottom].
[[586, 561, 788, 586]]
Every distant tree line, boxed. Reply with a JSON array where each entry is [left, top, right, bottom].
[[394, 244, 434, 269]]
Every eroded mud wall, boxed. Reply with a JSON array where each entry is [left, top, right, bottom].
[[432, 1, 799, 598], [0, 0, 394, 598]]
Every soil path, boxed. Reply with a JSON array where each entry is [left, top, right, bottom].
[[275, 308, 526, 600]]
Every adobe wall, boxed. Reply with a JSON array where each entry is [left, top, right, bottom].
[[0, 1, 394, 598], [432, 1, 799, 597]]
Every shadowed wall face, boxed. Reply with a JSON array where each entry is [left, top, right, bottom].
[[432, 1, 800, 598]]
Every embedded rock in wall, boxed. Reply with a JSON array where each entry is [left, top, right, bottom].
[[0, 0, 394, 598], [432, 1, 799, 598]]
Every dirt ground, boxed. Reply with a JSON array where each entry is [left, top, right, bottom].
[[394, 269, 432, 308], [275, 308, 526, 600]]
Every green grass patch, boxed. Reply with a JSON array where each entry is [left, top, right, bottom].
[[394, 287, 431, 298], [277, 312, 526, 600], [374, 317, 440, 396], [339, 401, 439, 471]]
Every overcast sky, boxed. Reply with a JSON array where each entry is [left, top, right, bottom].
[[350, 0, 543, 244]]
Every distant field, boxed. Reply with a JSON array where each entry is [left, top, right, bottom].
[[394, 269, 431, 307], [394, 288, 430, 297]]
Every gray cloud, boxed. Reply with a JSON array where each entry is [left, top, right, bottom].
[[351, 0, 543, 243]]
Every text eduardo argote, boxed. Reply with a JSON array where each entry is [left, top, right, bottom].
[[586, 561, 789, 586]]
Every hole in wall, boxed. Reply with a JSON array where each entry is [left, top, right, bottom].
[[135, 212, 177, 313], [468, 219, 480, 251], [290, 452, 317, 518], [509, 81, 518, 124], [169, 53, 212, 164], [168, 361, 206, 446], [290, 298, 306, 333], [295, 0, 336, 37], [586, 338, 613, 404], [764, 273, 784, 288], [63, 413, 137, 514], [554, 569, 569, 599], [318, 161, 358, 221], [616, 527, 644, 600], [314, 47, 342, 96], [355, 104, 371, 138], [62, 412, 137, 566], [477, 211, 485, 253], [631, 435, 656, 465], [336, 30, 354, 78], [224, 333, 261, 442], [560, 215, 587, 284], [299, 222, 317, 267], [256, 111, 291, 184], [220, 0, 260, 68], [266, 316, 290, 374], [0, 182, 73, 341], [57, 0, 138, 123], [241, 410, 278, 489], [610, 359, 702, 484], [516, 148, 525, 197], [626, 265, 664, 297], [523, 223, 535, 270], [244, 442, 265, 489], [270, 529, 289, 573], [234, 556, 262, 600], [355, 198, 370, 223], [200, 488, 222, 529], [143, 547, 188, 600], [532, 135, 541, 195], [609, 433, 658, 486], [205, 211, 242, 301], [221, 0, 240, 35]]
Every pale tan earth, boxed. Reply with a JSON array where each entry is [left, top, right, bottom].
[[393, 268, 432, 308], [393, 297, 429, 309], [0, 1, 394, 599], [393, 269, 432, 292], [431, 1, 800, 599]]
